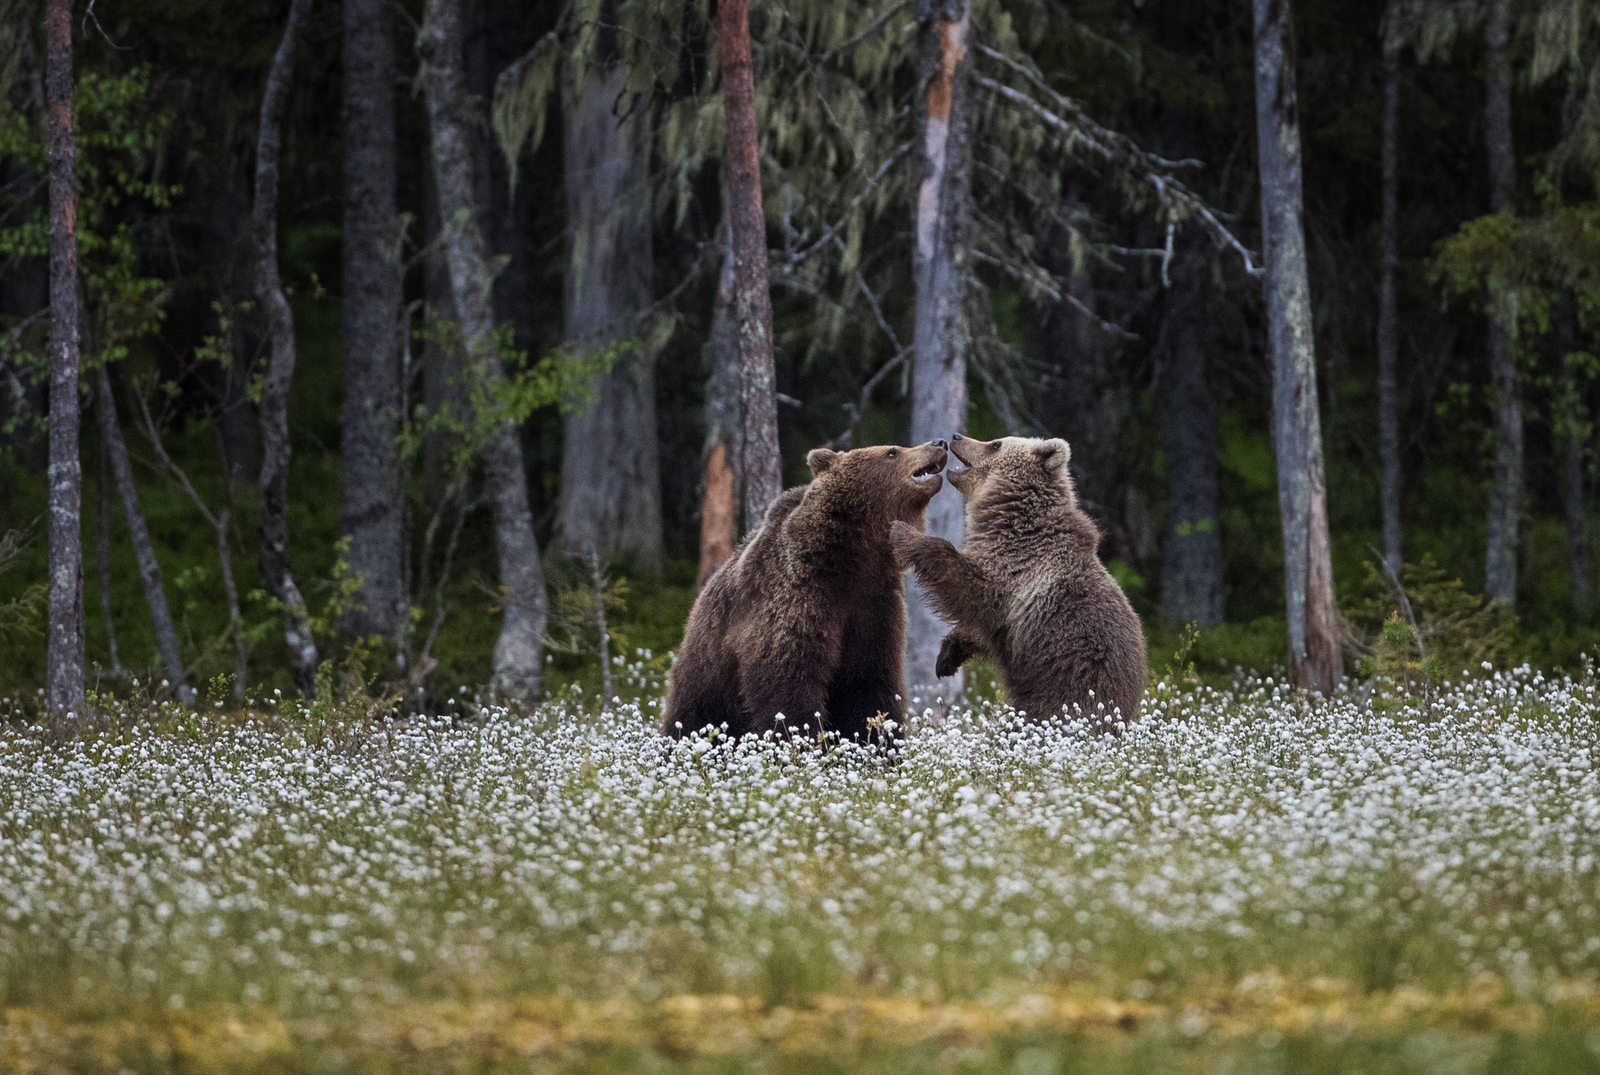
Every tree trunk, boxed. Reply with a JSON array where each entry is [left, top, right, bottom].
[[718, 0, 781, 528], [1483, 0, 1521, 608], [905, 0, 974, 702], [698, 206, 743, 584], [1158, 230, 1223, 626], [1253, 0, 1339, 695], [45, 0, 83, 716], [1377, 13, 1402, 575], [558, 18, 663, 568], [421, 0, 547, 700], [95, 433, 120, 675], [340, 0, 405, 641], [254, 0, 320, 697], [94, 365, 194, 705], [1560, 298, 1589, 606]]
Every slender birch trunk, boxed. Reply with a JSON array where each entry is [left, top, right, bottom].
[[94, 366, 194, 705], [698, 205, 743, 585], [905, 0, 973, 700], [718, 0, 781, 527], [1253, 0, 1339, 695], [1483, 0, 1521, 608], [558, 6, 662, 568], [45, 0, 83, 716], [254, 0, 320, 696], [1158, 231, 1223, 626], [421, 0, 546, 700], [95, 434, 120, 675], [1378, 8, 1403, 575], [134, 393, 250, 702], [340, 0, 405, 641]]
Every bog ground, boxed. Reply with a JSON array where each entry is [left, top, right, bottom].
[[3, 669, 1600, 1073]]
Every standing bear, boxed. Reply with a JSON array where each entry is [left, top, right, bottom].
[[664, 440, 949, 741], [890, 434, 1145, 729]]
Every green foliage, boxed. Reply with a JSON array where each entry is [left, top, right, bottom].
[[1347, 555, 1513, 687], [0, 524, 41, 638], [399, 318, 629, 482], [0, 66, 180, 432]]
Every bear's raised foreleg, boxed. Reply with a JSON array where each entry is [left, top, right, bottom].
[[936, 626, 990, 679], [889, 521, 1007, 639]]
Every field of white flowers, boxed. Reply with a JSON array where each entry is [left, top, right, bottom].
[[3, 666, 1600, 1073]]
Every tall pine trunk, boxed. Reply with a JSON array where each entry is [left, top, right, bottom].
[[1483, 0, 1521, 608], [698, 205, 743, 585], [94, 366, 194, 704], [905, 0, 973, 700], [1378, 10, 1402, 575], [45, 0, 83, 716], [718, 0, 781, 527], [1158, 231, 1223, 626], [340, 0, 405, 641], [1253, 0, 1339, 695], [558, 17, 663, 568], [421, 0, 547, 700], [254, 0, 320, 697]]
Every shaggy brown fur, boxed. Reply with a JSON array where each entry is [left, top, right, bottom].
[[664, 441, 949, 741], [890, 434, 1146, 729]]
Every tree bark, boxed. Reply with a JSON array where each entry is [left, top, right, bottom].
[[718, 0, 781, 528], [45, 0, 83, 716], [1483, 0, 1521, 608], [1560, 298, 1589, 605], [698, 206, 743, 584], [421, 0, 547, 700], [1378, 13, 1402, 575], [905, 0, 974, 701], [95, 433, 120, 675], [1253, 0, 1339, 694], [340, 0, 405, 641], [254, 0, 319, 697], [1158, 231, 1223, 626], [94, 366, 194, 705], [558, 15, 663, 568]]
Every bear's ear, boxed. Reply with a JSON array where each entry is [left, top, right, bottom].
[[1033, 438, 1071, 479], [807, 448, 839, 475]]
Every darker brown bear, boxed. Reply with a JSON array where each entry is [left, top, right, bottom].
[[890, 434, 1146, 730], [664, 441, 949, 741]]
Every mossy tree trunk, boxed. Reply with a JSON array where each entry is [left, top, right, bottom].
[[1483, 0, 1521, 609], [558, 5, 663, 569], [253, 0, 320, 697], [698, 204, 743, 586], [45, 0, 83, 716], [421, 0, 547, 700], [1158, 230, 1223, 627], [339, 0, 405, 643], [94, 365, 193, 705], [1252, 0, 1339, 695], [905, 0, 973, 703], [1378, 7, 1403, 576], [718, 0, 781, 530]]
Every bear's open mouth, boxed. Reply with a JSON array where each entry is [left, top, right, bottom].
[[911, 460, 942, 482]]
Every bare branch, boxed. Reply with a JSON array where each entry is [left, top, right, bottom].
[[972, 48, 1263, 277]]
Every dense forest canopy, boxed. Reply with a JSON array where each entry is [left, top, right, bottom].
[[0, 0, 1597, 705]]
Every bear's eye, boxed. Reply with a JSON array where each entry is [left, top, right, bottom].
[[988, 443, 1000, 453], [886, 449, 898, 458]]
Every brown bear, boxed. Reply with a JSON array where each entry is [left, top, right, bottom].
[[664, 440, 949, 742], [889, 434, 1146, 729]]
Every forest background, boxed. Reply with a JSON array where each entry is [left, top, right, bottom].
[[0, 0, 1596, 708]]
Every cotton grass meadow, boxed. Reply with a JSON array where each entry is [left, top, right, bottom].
[[4, 665, 1600, 1072]]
